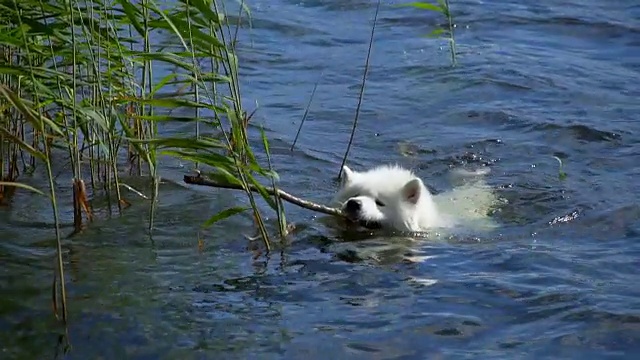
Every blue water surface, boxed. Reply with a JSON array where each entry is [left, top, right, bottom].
[[1, 0, 639, 359]]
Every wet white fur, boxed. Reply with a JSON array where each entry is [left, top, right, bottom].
[[332, 164, 498, 233]]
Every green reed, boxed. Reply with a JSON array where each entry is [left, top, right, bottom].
[[401, 1, 457, 65], [553, 156, 568, 180], [0, 0, 284, 328]]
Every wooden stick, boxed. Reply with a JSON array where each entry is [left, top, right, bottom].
[[183, 174, 345, 218]]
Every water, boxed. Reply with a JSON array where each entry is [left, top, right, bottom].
[[2, 0, 640, 358]]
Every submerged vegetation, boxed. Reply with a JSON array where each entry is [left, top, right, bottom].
[[0, 0, 285, 329]]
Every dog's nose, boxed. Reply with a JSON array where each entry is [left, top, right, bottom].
[[345, 199, 361, 213]]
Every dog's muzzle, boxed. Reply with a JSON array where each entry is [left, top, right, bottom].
[[342, 199, 382, 229], [345, 199, 361, 215]]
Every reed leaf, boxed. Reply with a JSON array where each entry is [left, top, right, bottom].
[[0, 181, 45, 196], [202, 206, 248, 228]]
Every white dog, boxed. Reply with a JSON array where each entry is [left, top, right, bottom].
[[331, 164, 498, 233]]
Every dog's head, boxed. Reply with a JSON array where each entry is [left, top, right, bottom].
[[332, 165, 433, 231]]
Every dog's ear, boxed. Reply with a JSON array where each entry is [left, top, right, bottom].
[[340, 166, 354, 186], [402, 178, 423, 204]]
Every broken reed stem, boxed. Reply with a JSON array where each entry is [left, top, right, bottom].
[[72, 178, 93, 230], [183, 174, 344, 218]]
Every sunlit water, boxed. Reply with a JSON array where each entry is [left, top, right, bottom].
[[2, 0, 640, 358]]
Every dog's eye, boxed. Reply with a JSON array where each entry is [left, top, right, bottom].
[[375, 199, 385, 207]]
